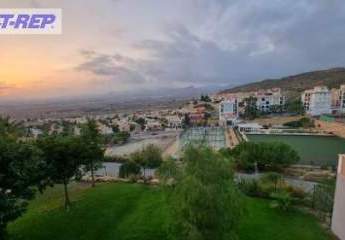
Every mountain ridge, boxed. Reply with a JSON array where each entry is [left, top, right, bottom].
[[219, 67, 345, 98]]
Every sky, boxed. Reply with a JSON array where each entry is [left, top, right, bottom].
[[1, 0, 345, 101]]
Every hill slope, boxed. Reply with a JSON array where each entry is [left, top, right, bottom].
[[220, 67, 345, 97]]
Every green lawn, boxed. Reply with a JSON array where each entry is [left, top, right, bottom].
[[247, 134, 345, 166], [8, 182, 333, 240]]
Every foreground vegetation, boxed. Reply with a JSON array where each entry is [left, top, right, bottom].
[[8, 183, 333, 240], [0, 116, 335, 239]]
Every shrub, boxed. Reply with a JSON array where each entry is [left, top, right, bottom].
[[270, 191, 294, 211], [119, 161, 141, 178], [230, 142, 299, 172], [237, 179, 262, 197], [130, 144, 163, 178], [238, 176, 307, 204], [103, 155, 128, 163], [283, 117, 315, 128], [112, 131, 130, 144], [261, 172, 282, 192], [170, 146, 244, 240], [157, 157, 179, 186], [285, 186, 306, 200]]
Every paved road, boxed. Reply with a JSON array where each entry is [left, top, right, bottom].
[[236, 172, 317, 193]]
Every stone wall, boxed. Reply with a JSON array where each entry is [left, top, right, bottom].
[[332, 154, 345, 240]]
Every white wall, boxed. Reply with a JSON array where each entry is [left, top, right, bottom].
[[332, 155, 345, 240]]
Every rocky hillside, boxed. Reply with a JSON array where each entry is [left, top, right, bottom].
[[219, 67, 345, 98]]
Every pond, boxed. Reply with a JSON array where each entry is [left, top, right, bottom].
[[247, 134, 345, 166]]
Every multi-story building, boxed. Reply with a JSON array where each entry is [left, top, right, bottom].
[[336, 85, 345, 113], [301, 86, 332, 116], [218, 88, 285, 114], [331, 88, 341, 112], [255, 88, 285, 112], [219, 97, 238, 126], [145, 119, 162, 131]]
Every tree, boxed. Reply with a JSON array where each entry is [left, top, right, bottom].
[[270, 191, 293, 211], [134, 117, 146, 130], [80, 119, 105, 187], [129, 124, 136, 132], [0, 116, 25, 139], [270, 104, 284, 113], [113, 131, 130, 144], [285, 99, 305, 115], [142, 144, 163, 168], [200, 94, 211, 102], [242, 96, 259, 120], [283, 117, 314, 128], [261, 172, 282, 192], [157, 157, 179, 185], [37, 135, 84, 210], [182, 113, 191, 129], [170, 146, 244, 240], [231, 142, 299, 172], [131, 144, 163, 177], [112, 124, 120, 133], [0, 135, 46, 238], [119, 161, 141, 178], [263, 142, 300, 170], [61, 121, 75, 136]]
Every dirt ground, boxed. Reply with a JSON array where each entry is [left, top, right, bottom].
[[249, 115, 303, 126], [315, 119, 345, 139]]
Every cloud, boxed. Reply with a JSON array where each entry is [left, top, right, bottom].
[[0, 82, 16, 96], [29, 0, 43, 7], [76, 52, 146, 84], [77, 0, 345, 91]]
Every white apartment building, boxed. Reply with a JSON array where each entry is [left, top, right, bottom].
[[301, 86, 332, 116], [255, 88, 285, 112], [336, 85, 345, 113], [218, 88, 285, 114], [219, 97, 238, 126], [97, 123, 113, 135], [145, 119, 162, 131]]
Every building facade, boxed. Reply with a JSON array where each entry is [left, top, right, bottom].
[[301, 86, 332, 116], [219, 97, 238, 126], [255, 88, 285, 112], [217, 88, 285, 115], [332, 84, 345, 114], [332, 154, 345, 240]]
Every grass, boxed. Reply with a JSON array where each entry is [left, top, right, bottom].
[[247, 134, 345, 166], [8, 182, 333, 240], [239, 198, 332, 240]]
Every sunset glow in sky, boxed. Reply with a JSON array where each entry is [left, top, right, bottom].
[[1, 0, 345, 101]]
